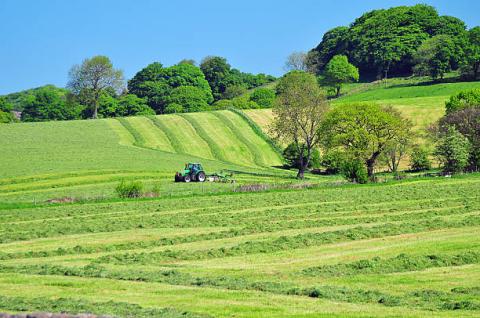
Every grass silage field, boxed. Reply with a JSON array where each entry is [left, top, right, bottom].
[[1, 81, 480, 317]]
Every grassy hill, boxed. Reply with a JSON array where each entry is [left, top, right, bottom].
[[0, 174, 479, 317], [0, 110, 286, 203], [245, 78, 480, 139]]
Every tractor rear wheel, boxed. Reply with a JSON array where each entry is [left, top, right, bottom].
[[197, 171, 206, 182], [184, 175, 191, 183]]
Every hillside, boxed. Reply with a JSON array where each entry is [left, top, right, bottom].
[[245, 79, 480, 137], [0, 110, 286, 203]]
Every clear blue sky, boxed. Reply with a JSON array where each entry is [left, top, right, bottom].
[[0, 0, 478, 94]]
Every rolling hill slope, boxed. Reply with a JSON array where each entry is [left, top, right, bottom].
[[245, 79, 480, 137], [0, 110, 285, 203]]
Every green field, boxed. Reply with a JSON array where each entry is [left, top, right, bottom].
[[0, 175, 479, 317], [1, 79, 480, 317], [0, 110, 287, 203]]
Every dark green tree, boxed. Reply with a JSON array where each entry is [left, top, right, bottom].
[[462, 27, 480, 79], [165, 86, 210, 113], [413, 35, 457, 80], [21, 86, 82, 122], [200, 56, 232, 100], [128, 62, 212, 113]]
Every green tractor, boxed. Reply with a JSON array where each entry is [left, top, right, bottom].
[[175, 163, 206, 182]]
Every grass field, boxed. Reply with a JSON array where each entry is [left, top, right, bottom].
[[0, 110, 286, 203], [0, 175, 479, 317], [1, 78, 480, 317]]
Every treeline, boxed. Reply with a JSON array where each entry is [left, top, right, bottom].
[[273, 71, 480, 181], [0, 56, 275, 123], [306, 4, 480, 81]]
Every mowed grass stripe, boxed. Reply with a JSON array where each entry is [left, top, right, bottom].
[[212, 111, 276, 167], [181, 113, 255, 167], [121, 117, 174, 152], [179, 113, 228, 162], [150, 115, 214, 160], [147, 115, 186, 154], [96, 215, 480, 265]]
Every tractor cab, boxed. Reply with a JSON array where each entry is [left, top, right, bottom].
[[175, 163, 206, 182]]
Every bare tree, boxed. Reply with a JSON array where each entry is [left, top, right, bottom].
[[68, 55, 124, 119], [271, 71, 329, 179], [284, 52, 308, 72]]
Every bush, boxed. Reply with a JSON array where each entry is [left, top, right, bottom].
[[232, 95, 260, 109], [341, 159, 368, 184], [409, 146, 432, 171], [445, 89, 480, 114], [321, 150, 346, 174], [283, 143, 320, 169], [115, 180, 144, 198], [434, 127, 471, 174], [250, 88, 275, 108], [164, 103, 184, 114]]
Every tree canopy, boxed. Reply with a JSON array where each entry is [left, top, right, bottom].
[[308, 4, 471, 78], [323, 55, 359, 97], [128, 62, 213, 114], [320, 103, 412, 178], [67, 55, 124, 119]]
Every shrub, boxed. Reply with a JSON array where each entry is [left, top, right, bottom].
[[341, 159, 368, 184], [434, 127, 471, 174], [250, 88, 275, 108], [211, 99, 233, 110], [164, 103, 184, 114], [409, 146, 432, 171], [232, 95, 260, 109], [445, 88, 480, 114], [321, 149, 346, 174], [115, 180, 144, 198], [283, 143, 320, 169]]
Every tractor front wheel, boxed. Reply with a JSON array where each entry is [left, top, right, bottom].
[[184, 175, 191, 183], [197, 171, 206, 182]]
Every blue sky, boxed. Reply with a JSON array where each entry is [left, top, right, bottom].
[[0, 0, 478, 94]]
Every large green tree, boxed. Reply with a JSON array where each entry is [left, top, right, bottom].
[[200, 56, 232, 100], [128, 62, 213, 113], [309, 4, 468, 78], [21, 86, 82, 122], [67, 56, 124, 119], [323, 55, 359, 97], [463, 27, 480, 80], [0, 97, 15, 123], [413, 35, 457, 80], [271, 71, 329, 179], [320, 103, 412, 178]]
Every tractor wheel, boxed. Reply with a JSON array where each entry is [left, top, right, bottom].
[[197, 171, 206, 182], [184, 175, 191, 183]]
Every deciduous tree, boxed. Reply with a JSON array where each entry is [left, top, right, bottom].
[[271, 71, 329, 179], [67, 56, 124, 119]]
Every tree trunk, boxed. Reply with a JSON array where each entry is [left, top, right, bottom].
[[336, 86, 341, 98], [366, 151, 381, 179], [297, 167, 305, 179], [92, 102, 98, 119]]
